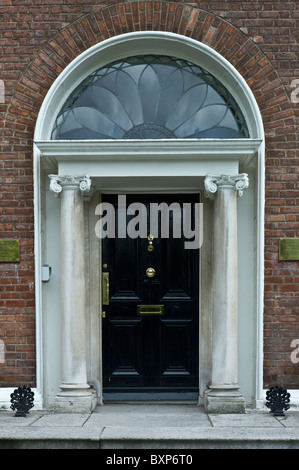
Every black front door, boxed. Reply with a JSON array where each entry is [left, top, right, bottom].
[[102, 194, 199, 400]]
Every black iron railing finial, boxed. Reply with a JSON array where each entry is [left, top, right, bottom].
[[266, 386, 290, 416], [10, 386, 34, 417]]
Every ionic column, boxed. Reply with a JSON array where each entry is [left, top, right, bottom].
[[204, 174, 249, 413], [49, 174, 97, 412]]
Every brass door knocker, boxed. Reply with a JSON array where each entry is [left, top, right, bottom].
[[147, 234, 154, 252]]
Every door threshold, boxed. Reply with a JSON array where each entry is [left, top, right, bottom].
[[104, 401, 198, 405], [103, 392, 199, 404]]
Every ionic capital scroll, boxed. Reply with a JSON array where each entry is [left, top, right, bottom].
[[204, 174, 249, 201], [49, 175, 92, 197]]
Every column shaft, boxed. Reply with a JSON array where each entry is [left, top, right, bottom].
[[211, 187, 238, 388], [60, 186, 89, 391]]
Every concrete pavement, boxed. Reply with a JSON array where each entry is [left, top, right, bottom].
[[0, 404, 299, 449]]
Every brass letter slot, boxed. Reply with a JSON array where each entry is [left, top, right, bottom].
[[102, 272, 110, 305], [137, 305, 164, 315]]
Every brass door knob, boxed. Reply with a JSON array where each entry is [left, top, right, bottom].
[[146, 267, 156, 278]]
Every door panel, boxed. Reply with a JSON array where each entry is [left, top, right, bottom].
[[110, 320, 142, 377], [161, 320, 193, 375], [102, 194, 199, 399], [111, 238, 141, 300]]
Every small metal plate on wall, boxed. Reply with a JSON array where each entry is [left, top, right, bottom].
[[137, 305, 164, 315], [279, 238, 299, 261], [0, 240, 19, 263]]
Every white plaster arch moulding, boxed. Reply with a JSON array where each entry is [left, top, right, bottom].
[[33, 31, 265, 408]]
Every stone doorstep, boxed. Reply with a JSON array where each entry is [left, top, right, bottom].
[[1, 427, 299, 450], [0, 410, 299, 448]]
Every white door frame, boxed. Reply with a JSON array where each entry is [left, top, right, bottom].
[[32, 31, 265, 409]]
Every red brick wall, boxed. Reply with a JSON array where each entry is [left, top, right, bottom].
[[0, 1, 298, 390]]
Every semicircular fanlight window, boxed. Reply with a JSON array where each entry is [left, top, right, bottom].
[[51, 56, 249, 140]]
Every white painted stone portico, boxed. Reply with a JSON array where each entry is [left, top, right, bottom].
[[38, 137, 260, 413], [30, 32, 266, 413]]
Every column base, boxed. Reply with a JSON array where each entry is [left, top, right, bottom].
[[204, 386, 245, 414], [54, 384, 98, 413]]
